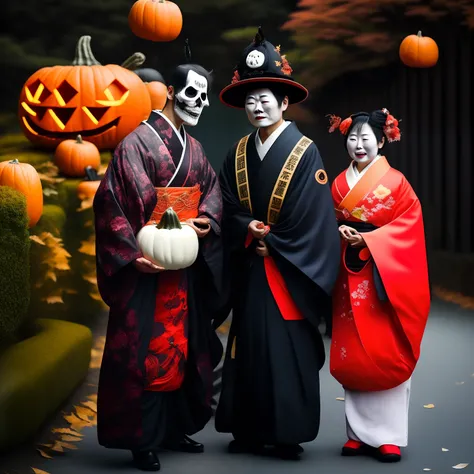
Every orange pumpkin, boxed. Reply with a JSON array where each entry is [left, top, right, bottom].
[[54, 135, 101, 177], [0, 159, 43, 227], [128, 0, 183, 42], [18, 35, 151, 150], [77, 166, 102, 200], [122, 52, 168, 110], [399, 31, 439, 68], [147, 82, 168, 110]]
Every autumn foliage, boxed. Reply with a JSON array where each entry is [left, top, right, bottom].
[[282, 0, 474, 90]]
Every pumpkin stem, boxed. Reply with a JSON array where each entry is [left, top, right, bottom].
[[9, 159, 20, 165], [84, 166, 100, 181], [72, 35, 101, 66], [76, 134, 84, 144], [121, 52, 146, 71], [157, 207, 182, 230], [417, 31, 422, 37]]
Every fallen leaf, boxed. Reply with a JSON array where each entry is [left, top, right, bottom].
[[424, 404, 435, 409], [61, 434, 83, 442], [63, 413, 92, 431], [74, 405, 96, 423], [37, 443, 53, 449], [443, 448, 450, 452], [57, 441, 78, 450], [29, 235, 46, 245], [78, 240, 95, 256], [453, 464, 469, 469], [336, 397, 345, 401], [31, 469, 51, 474], [37, 449, 53, 459], [52, 428, 83, 437], [45, 295, 64, 304], [50, 441, 65, 452], [81, 400, 97, 412], [43, 188, 58, 197], [87, 393, 98, 401]]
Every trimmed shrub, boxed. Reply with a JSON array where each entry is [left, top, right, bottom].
[[0, 186, 30, 348]]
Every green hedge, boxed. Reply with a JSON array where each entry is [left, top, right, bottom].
[[0, 318, 92, 452], [0, 133, 112, 329], [0, 186, 30, 348]]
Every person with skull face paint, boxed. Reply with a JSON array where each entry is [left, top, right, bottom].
[[327, 109, 430, 462], [93, 56, 226, 471], [215, 28, 340, 459]]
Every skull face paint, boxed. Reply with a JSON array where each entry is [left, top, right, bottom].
[[245, 88, 287, 128], [174, 70, 209, 126]]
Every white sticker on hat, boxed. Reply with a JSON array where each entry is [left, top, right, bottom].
[[246, 50, 265, 68]]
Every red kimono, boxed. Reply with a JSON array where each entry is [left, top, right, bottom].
[[330, 156, 430, 392]]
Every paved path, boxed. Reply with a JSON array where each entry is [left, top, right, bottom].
[[2, 298, 473, 474]]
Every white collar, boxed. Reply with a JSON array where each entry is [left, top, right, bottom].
[[154, 110, 185, 147], [345, 154, 381, 189], [255, 120, 291, 161]]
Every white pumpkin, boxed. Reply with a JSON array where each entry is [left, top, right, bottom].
[[136, 207, 199, 270]]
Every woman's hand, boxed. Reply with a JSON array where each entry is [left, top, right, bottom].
[[255, 240, 270, 257], [186, 217, 211, 238], [133, 257, 165, 273], [249, 220, 269, 239], [339, 225, 366, 247]]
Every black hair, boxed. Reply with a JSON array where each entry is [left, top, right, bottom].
[[346, 110, 387, 147], [245, 83, 288, 107], [170, 64, 213, 93]]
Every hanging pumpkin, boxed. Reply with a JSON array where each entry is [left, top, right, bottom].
[[54, 135, 101, 177], [399, 31, 439, 68], [136, 207, 199, 270], [0, 159, 43, 227], [128, 0, 183, 42], [18, 35, 151, 150], [77, 166, 102, 200], [122, 53, 168, 110]]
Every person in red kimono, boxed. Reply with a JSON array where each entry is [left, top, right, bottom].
[[93, 58, 225, 471], [327, 108, 430, 463]]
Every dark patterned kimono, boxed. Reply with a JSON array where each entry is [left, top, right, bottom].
[[216, 122, 340, 446], [93, 111, 225, 451]]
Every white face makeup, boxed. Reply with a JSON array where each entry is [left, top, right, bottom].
[[346, 122, 382, 164], [174, 70, 209, 126], [244, 88, 288, 128]]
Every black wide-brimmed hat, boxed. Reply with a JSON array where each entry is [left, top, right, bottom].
[[219, 27, 308, 109]]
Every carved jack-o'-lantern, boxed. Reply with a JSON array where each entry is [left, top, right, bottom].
[[18, 36, 152, 150]]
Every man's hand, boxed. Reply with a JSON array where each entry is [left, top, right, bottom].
[[249, 220, 269, 239], [133, 257, 165, 273], [255, 240, 270, 257], [186, 217, 211, 238], [338, 225, 366, 248]]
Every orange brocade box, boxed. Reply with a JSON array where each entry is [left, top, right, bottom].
[[146, 184, 201, 224]]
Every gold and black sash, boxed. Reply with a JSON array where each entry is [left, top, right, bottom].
[[235, 134, 312, 225]]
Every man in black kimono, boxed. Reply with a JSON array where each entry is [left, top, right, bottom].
[[94, 59, 225, 471], [215, 27, 340, 459]]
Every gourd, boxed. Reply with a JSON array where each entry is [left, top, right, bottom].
[[399, 31, 439, 68], [77, 166, 102, 200], [54, 135, 101, 178], [136, 207, 199, 270]]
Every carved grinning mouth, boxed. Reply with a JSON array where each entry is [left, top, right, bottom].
[[23, 115, 120, 139]]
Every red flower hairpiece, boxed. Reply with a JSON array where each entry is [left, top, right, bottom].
[[231, 70, 240, 84], [381, 108, 401, 142], [280, 54, 293, 76], [339, 117, 353, 135], [327, 114, 341, 133]]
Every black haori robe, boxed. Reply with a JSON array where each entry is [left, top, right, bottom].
[[93, 111, 225, 451], [216, 122, 340, 446]]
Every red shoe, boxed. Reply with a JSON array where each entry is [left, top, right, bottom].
[[341, 439, 365, 456], [377, 444, 401, 463]]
